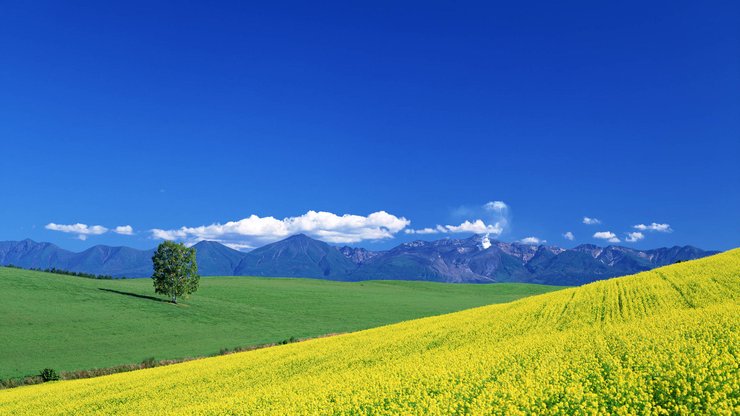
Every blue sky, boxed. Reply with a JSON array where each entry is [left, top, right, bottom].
[[1, 1, 738, 251]]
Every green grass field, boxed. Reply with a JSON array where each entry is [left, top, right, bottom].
[[1, 250, 736, 414], [0, 267, 562, 379]]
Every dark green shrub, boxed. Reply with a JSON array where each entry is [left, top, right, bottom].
[[279, 337, 298, 345], [141, 357, 157, 368], [39, 368, 59, 382]]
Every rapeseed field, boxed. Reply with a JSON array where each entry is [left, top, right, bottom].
[[1, 249, 737, 415]]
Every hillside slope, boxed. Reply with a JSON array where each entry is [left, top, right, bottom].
[[0, 268, 558, 380], [1, 249, 737, 414]]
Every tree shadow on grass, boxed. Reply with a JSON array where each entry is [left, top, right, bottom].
[[98, 288, 167, 303]]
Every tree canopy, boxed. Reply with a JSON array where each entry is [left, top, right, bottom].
[[151, 241, 199, 304]]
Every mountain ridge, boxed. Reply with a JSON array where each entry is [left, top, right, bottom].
[[233, 234, 357, 278], [0, 235, 719, 285]]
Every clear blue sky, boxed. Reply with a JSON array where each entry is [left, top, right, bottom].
[[1, 1, 738, 251]]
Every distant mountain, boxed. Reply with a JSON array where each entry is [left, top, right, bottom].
[[234, 234, 357, 279], [0, 239, 244, 277], [348, 237, 568, 283], [0, 235, 720, 284], [191, 241, 248, 276], [0, 239, 153, 277], [0, 239, 75, 269], [350, 236, 718, 285], [351, 236, 717, 285], [347, 237, 499, 283], [338, 246, 383, 265], [70, 245, 155, 277]]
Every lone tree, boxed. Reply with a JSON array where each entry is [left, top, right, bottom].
[[151, 241, 199, 304]]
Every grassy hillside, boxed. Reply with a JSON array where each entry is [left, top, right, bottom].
[[0, 267, 560, 380], [1, 249, 737, 414]]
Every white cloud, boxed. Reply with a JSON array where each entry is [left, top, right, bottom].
[[633, 223, 672, 233], [45, 223, 108, 240], [520, 236, 545, 245], [593, 231, 620, 243], [443, 220, 503, 234], [484, 201, 508, 213], [563, 231, 575, 241], [221, 242, 256, 251], [404, 227, 439, 235], [151, 228, 187, 240], [151, 210, 411, 247], [113, 225, 134, 235], [583, 217, 601, 225], [625, 232, 644, 243], [408, 200, 509, 237], [406, 220, 503, 236]]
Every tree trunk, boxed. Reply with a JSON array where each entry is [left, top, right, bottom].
[[172, 295, 177, 304]]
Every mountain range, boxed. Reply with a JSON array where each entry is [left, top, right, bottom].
[[0, 235, 718, 285]]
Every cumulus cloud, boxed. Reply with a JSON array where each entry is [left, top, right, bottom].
[[593, 231, 620, 243], [594, 231, 620, 243], [625, 232, 644, 243], [151, 210, 410, 248], [520, 236, 546, 245], [113, 225, 134, 235], [563, 231, 575, 241], [583, 217, 601, 225], [45, 223, 108, 240], [407, 200, 509, 237], [405, 220, 504, 236], [443, 220, 503, 234], [633, 223, 672, 233]]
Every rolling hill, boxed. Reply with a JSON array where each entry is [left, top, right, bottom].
[[0, 235, 717, 285], [0, 267, 559, 380], [1, 249, 736, 414]]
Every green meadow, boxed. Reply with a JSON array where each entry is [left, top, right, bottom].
[[0, 267, 562, 380]]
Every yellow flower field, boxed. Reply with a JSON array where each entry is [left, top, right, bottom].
[[1, 249, 738, 415]]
